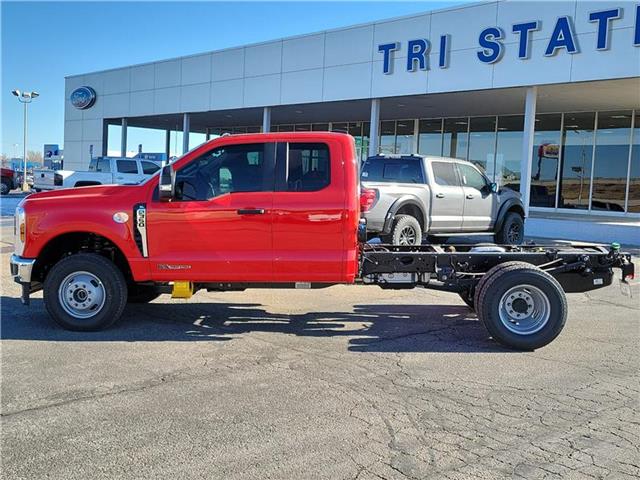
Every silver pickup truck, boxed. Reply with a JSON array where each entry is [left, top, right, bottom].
[[361, 154, 525, 245], [33, 157, 161, 191]]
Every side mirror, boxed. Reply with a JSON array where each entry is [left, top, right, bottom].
[[159, 164, 174, 201], [490, 182, 498, 193]]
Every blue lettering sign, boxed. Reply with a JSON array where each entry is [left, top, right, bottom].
[[512, 21, 540, 59], [439, 35, 450, 68], [589, 8, 621, 50], [545, 17, 579, 56], [407, 39, 429, 71], [378, 42, 399, 74], [635, 4, 640, 46], [477, 27, 504, 63]]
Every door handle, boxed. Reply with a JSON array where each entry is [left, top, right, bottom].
[[237, 208, 265, 215], [435, 193, 445, 198], [466, 194, 475, 199]]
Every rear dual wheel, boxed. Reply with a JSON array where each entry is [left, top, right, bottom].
[[472, 261, 567, 350]]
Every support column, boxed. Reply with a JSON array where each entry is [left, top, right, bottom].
[[262, 107, 272, 133], [165, 129, 171, 161], [182, 113, 190, 154], [205, 128, 211, 141], [120, 118, 127, 157], [520, 86, 537, 217], [368, 99, 380, 157], [412, 118, 420, 154]]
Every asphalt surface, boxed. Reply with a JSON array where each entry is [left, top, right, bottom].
[[1, 213, 639, 479]]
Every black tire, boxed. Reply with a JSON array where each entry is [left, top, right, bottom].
[[43, 253, 128, 331], [1, 178, 10, 195], [391, 215, 422, 246], [475, 262, 567, 350], [495, 212, 524, 244], [128, 284, 162, 304], [458, 289, 474, 309]]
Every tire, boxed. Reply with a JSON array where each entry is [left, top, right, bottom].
[[391, 215, 422, 246], [475, 262, 567, 350], [495, 212, 524, 245], [128, 284, 162, 304], [43, 253, 128, 331], [1, 178, 10, 195], [458, 289, 474, 309]]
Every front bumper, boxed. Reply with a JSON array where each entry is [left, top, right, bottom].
[[10, 254, 35, 283]]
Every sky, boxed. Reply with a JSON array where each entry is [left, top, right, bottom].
[[1, 1, 467, 158]]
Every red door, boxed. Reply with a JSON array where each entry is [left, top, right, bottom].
[[146, 142, 275, 282], [272, 140, 348, 283]]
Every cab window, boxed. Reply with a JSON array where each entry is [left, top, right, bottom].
[[431, 162, 460, 186], [95, 158, 111, 173], [458, 163, 488, 191], [285, 143, 330, 191], [174, 143, 273, 201], [141, 161, 160, 175], [361, 157, 424, 183], [117, 160, 138, 174]]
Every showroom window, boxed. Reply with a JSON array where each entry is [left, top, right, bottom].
[[418, 119, 443, 156], [443, 118, 469, 160], [468, 116, 496, 176], [591, 111, 633, 212], [495, 115, 524, 188], [629, 112, 640, 213], [395, 120, 415, 154], [530, 114, 562, 208], [559, 112, 596, 210], [379, 121, 396, 155]]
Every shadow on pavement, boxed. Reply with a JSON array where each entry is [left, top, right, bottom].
[[1, 295, 513, 353]]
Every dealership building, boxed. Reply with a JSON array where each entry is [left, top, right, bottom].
[[64, 0, 640, 244]]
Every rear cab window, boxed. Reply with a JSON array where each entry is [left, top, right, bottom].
[[361, 157, 425, 184], [281, 143, 330, 192]]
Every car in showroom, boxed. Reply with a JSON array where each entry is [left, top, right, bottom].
[[361, 154, 525, 245]]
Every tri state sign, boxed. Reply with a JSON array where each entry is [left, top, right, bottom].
[[378, 5, 640, 74]]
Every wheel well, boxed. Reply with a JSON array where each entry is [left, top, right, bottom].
[[507, 204, 525, 218], [396, 203, 424, 229], [32, 232, 132, 284]]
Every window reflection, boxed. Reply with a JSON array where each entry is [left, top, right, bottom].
[[418, 119, 443, 156], [468, 116, 496, 176], [379, 121, 396, 155], [496, 116, 524, 188], [592, 111, 632, 212], [395, 120, 414, 154], [443, 118, 469, 160], [530, 114, 562, 208], [559, 113, 595, 210], [629, 113, 640, 213]]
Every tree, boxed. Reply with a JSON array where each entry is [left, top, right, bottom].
[[27, 150, 43, 165]]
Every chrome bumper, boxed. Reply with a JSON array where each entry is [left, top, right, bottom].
[[10, 254, 36, 284]]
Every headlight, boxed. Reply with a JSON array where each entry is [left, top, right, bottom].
[[14, 206, 26, 255]]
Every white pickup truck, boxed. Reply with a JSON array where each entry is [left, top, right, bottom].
[[33, 157, 162, 191]]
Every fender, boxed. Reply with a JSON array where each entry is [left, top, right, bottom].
[[382, 195, 427, 234], [494, 198, 525, 233]]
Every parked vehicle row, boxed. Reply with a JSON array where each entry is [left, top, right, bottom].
[[10, 132, 634, 350]]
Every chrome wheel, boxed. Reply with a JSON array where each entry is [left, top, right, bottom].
[[57, 271, 106, 319], [398, 226, 417, 245], [498, 284, 550, 335]]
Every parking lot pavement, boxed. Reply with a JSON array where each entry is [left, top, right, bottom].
[[0, 192, 28, 217], [1, 223, 639, 480]]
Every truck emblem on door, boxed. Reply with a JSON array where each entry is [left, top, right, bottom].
[[157, 264, 192, 270]]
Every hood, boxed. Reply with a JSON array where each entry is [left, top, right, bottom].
[[23, 184, 148, 210]]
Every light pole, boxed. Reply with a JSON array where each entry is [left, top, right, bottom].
[[11, 89, 39, 191]]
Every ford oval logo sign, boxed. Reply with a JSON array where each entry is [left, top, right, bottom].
[[70, 86, 96, 110]]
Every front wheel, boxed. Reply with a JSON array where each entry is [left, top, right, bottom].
[[495, 212, 524, 244], [1, 179, 10, 195], [391, 215, 422, 246], [43, 253, 128, 331], [475, 262, 567, 350]]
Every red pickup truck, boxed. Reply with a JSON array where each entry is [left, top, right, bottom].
[[1, 167, 18, 195], [10, 132, 634, 350]]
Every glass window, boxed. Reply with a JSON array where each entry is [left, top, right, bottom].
[[331, 122, 348, 133], [174, 143, 269, 201], [443, 118, 469, 160], [361, 157, 424, 183], [418, 119, 443, 156], [530, 114, 562, 208], [395, 120, 415, 154], [559, 112, 596, 210], [277, 125, 294, 132], [96, 158, 111, 173], [360, 122, 370, 162], [141, 161, 160, 175], [431, 162, 460, 186], [458, 163, 488, 191], [468, 116, 496, 177], [629, 112, 640, 213], [294, 124, 311, 132], [312, 123, 330, 131], [286, 143, 330, 191], [117, 160, 138, 174], [495, 116, 524, 188], [591, 111, 632, 212], [247, 126, 261, 134], [379, 121, 396, 154]]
